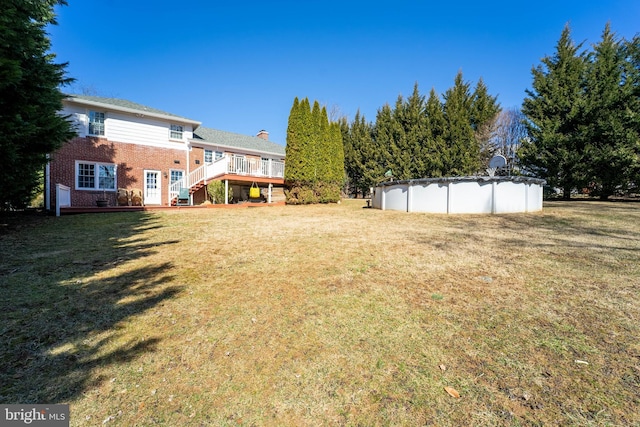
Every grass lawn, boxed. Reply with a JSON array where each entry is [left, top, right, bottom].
[[1, 200, 639, 426]]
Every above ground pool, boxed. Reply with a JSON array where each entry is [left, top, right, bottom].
[[371, 176, 546, 214]]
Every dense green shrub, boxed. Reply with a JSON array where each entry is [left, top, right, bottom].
[[285, 97, 345, 204], [207, 180, 232, 204]]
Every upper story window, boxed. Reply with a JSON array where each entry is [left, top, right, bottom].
[[88, 111, 105, 136], [76, 161, 116, 191], [204, 149, 224, 163], [170, 124, 183, 140]]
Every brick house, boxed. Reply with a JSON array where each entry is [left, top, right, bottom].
[[46, 95, 285, 211]]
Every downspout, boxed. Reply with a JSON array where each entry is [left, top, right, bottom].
[[186, 140, 192, 206], [45, 154, 51, 211]]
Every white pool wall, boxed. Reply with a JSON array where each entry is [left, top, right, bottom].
[[372, 176, 546, 214]]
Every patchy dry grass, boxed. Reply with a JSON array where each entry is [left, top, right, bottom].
[[1, 200, 639, 425]]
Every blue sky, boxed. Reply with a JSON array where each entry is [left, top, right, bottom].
[[49, 1, 638, 145]]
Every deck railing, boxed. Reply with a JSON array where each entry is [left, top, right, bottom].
[[168, 155, 285, 202], [168, 157, 226, 201], [228, 155, 284, 178]]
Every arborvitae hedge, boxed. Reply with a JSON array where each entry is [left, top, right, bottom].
[[284, 97, 345, 204]]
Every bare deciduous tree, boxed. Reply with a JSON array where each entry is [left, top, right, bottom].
[[491, 107, 528, 173]]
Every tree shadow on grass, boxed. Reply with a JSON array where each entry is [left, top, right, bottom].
[[0, 212, 184, 403], [496, 204, 640, 253], [408, 201, 640, 255]]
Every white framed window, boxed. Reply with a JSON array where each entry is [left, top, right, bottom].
[[170, 169, 184, 186], [204, 150, 224, 163], [88, 111, 105, 136], [76, 161, 116, 191], [170, 124, 183, 139]]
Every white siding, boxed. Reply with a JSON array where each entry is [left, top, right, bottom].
[[107, 111, 192, 148], [63, 105, 89, 137], [61, 104, 192, 150]]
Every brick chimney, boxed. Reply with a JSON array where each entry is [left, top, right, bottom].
[[256, 130, 269, 140]]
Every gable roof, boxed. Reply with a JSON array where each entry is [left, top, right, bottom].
[[64, 94, 201, 126], [193, 126, 285, 157]]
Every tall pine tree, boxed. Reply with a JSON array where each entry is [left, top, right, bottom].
[[443, 71, 478, 175], [470, 78, 501, 167], [521, 24, 588, 199], [0, 0, 76, 210], [401, 83, 429, 178], [329, 121, 345, 185], [424, 88, 447, 177], [625, 35, 640, 189], [373, 104, 401, 179], [583, 24, 640, 199], [343, 112, 378, 196], [344, 78, 500, 186]]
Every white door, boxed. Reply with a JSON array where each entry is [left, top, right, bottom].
[[144, 170, 161, 205]]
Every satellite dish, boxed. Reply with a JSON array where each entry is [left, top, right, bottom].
[[489, 155, 507, 169]]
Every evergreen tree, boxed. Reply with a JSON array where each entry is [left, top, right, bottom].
[[318, 121, 344, 202], [387, 95, 412, 180], [0, 0, 76, 210], [470, 78, 501, 167], [350, 78, 499, 183], [284, 97, 344, 203], [373, 104, 401, 179], [624, 35, 640, 189], [583, 25, 640, 199], [285, 97, 316, 185], [329, 121, 345, 185], [401, 83, 429, 178], [310, 100, 323, 182], [520, 25, 588, 199], [284, 97, 303, 183], [378, 84, 430, 180], [342, 116, 358, 196], [443, 71, 478, 175], [343, 112, 378, 196], [424, 88, 447, 177], [299, 98, 314, 183]]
